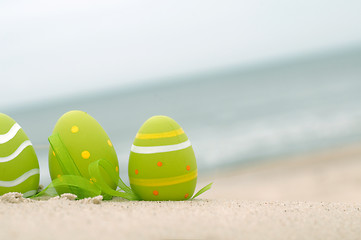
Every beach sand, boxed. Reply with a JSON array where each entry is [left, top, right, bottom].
[[1, 143, 361, 240]]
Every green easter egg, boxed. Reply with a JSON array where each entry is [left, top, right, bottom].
[[48, 110, 119, 190], [128, 116, 197, 201], [0, 113, 40, 197]]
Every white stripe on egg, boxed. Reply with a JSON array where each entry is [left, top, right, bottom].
[[0, 123, 21, 144], [0, 168, 40, 187], [131, 140, 192, 154], [0, 140, 33, 163]]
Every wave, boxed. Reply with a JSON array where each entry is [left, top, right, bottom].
[[0, 123, 21, 144], [0, 168, 40, 187], [131, 140, 192, 154], [0, 140, 33, 163]]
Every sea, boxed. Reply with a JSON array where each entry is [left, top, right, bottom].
[[4, 48, 361, 185]]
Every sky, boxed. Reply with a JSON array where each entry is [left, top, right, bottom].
[[1, 0, 361, 110]]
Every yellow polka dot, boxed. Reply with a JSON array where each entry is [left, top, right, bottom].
[[82, 151, 90, 159], [57, 174, 61, 178], [89, 178, 94, 184], [52, 151, 56, 156], [71, 125, 79, 133], [115, 166, 119, 172], [107, 139, 113, 147]]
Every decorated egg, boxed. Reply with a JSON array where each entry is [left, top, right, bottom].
[[0, 113, 40, 197], [128, 115, 197, 200], [48, 110, 119, 190]]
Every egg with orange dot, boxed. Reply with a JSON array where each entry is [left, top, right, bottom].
[[128, 115, 197, 200], [48, 110, 119, 192]]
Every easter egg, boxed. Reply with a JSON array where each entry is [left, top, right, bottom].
[[48, 110, 119, 190], [0, 113, 40, 197], [128, 116, 197, 200]]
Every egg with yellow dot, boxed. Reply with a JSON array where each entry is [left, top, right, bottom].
[[71, 125, 79, 133], [48, 110, 119, 192], [128, 115, 198, 201]]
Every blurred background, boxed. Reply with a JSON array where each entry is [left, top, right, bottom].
[[1, 0, 361, 186]]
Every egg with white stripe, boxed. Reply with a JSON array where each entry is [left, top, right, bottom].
[[0, 113, 40, 197], [129, 116, 197, 200]]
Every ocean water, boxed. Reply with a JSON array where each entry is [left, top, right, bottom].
[[4, 48, 361, 185]]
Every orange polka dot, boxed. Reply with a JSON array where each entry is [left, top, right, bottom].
[[186, 165, 191, 171], [135, 169, 139, 175], [157, 161, 163, 167], [52, 151, 56, 156], [184, 193, 189, 199], [81, 151, 90, 159], [153, 190, 159, 196], [115, 166, 119, 172]]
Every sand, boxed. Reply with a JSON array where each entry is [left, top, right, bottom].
[[1, 143, 361, 240]]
